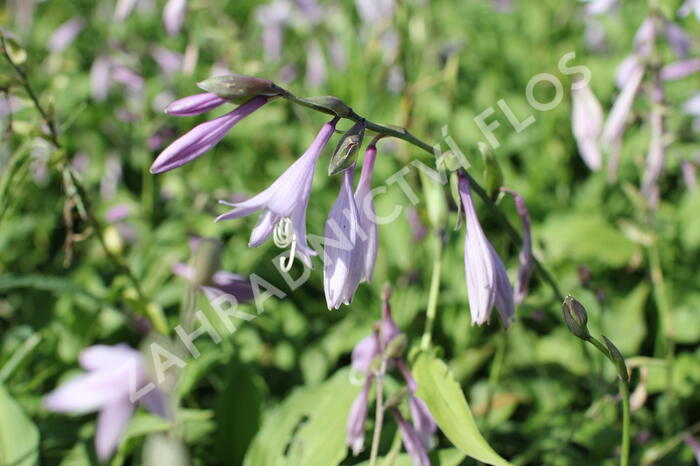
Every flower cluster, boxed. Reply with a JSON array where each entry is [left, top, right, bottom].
[[346, 288, 436, 465], [151, 75, 384, 309]]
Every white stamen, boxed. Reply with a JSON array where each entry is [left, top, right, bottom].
[[273, 217, 296, 272]]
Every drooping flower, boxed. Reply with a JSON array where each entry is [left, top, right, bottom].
[[664, 20, 691, 59], [346, 291, 435, 461], [163, 0, 186, 36], [150, 96, 268, 173], [458, 173, 515, 327], [44, 344, 167, 461], [48, 17, 84, 53], [324, 165, 364, 309], [151, 46, 184, 75], [255, 1, 292, 62], [602, 61, 645, 149], [355, 143, 380, 282], [501, 188, 533, 304], [216, 117, 340, 268], [661, 58, 700, 81], [571, 79, 604, 171], [90, 56, 113, 102], [392, 409, 431, 466], [173, 237, 254, 303]]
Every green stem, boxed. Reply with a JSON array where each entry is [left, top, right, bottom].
[[369, 360, 387, 466], [284, 93, 563, 302], [619, 379, 631, 466], [420, 232, 443, 350]]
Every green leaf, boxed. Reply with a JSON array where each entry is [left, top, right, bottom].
[[602, 283, 649, 354], [412, 353, 512, 466], [0, 384, 39, 466], [244, 368, 360, 466]]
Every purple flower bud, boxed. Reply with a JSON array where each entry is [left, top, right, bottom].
[[105, 204, 131, 223], [679, 0, 700, 19], [346, 377, 372, 455], [111, 65, 144, 91], [634, 18, 655, 57], [586, 0, 617, 15], [216, 118, 339, 268], [571, 80, 604, 171], [682, 160, 698, 192], [615, 55, 643, 90], [664, 20, 690, 58], [90, 56, 113, 102], [355, 144, 379, 282], [661, 58, 700, 81], [151, 46, 184, 75], [392, 409, 431, 466], [152, 96, 267, 173], [683, 93, 700, 116], [44, 344, 166, 461], [458, 173, 515, 328], [163, 0, 186, 36], [114, 0, 138, 21], [501, 189, 533, 304], [165, 93, 227, 116], [602, 61, 645, 149], [324, 165, 365, 309], [48, 17, 84, 53], [305, 40, 327, 88], [684, 434, 700, 464]]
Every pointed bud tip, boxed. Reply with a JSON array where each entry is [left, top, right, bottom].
[[562, 295, 590, 340]]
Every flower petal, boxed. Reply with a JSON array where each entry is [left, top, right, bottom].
[[95, 398, 135, 461]]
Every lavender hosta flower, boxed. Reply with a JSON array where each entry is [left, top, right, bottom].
[[633, 18, 655, 57], [163, 0, 186, 36], [356, 144, 379, 282], [151, 96, 267, 173], [683, 93, 700, 116], [392, 409, 431, 466], [324, 166, 364, 309], [216, 117, 339, 268], [458, 173, 515, 328], [661, 58, 700, 81], [397, 360, 436, 449], [615, 55, 643, 90], [48, 17, 84, 53], [111, 65, 145, 92], [682, 160, 698, 192], [114, 0, 138, 21], [173, 263, 254, 303], [602, 61, 645, 149], [571, 80, 604, 171], [305, 40, 327, 88], [679, 0, 700, 19], [346, 377, 372, 455], [165, 92, 226, 116], [355, 0, 395, 24], [329, 35, 348, 72], [90, 56, 113, 102], [585, 0, 617, 15], [151, 46, 184, 75], [501, 189, 533, 304], [255, 1, 292, 62], [44, 344, 167, 461], [664, 20, 691, 59]]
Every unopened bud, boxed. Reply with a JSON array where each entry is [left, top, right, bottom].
[[103, 225, 123, 255], [602, 335, 629, 382], [329, 119, 366, 175], [301, 96, 352, 117], [479, 142, 504, 200], [191, 238, 222, 287], [384, 333, 407, 359], [384, 388, 408, 410], [562, 295, 590, 340], [197, 74, 287, 103]]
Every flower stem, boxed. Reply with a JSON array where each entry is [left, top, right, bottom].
[[283, 93, 563, 302], [619, 378, 631, 466], [420, 231, 443, 350], [369, 359, 386, 466]]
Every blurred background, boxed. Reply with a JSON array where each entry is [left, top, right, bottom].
[[0, 0, 699, 464]]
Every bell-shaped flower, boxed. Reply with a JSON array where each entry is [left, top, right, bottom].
[[571, 79, 604, 171], [324, 165, 365, 309], [661, 58, 700, 81], [151, 96, 268, 173], [355, 143, 379, 282], [165, 92, 226, 116], [163, 0, 186, 36], [346, 377, 373, 456], [216, 118, 339, 268], [458, 173, 515, 328], [44, 344, 167, 461], [48, 17, 84, 53], [397, 360, 437, 450], [392, 408, 431, 466], [501, 189, 534, 305], [602, 60, 645, 149]]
